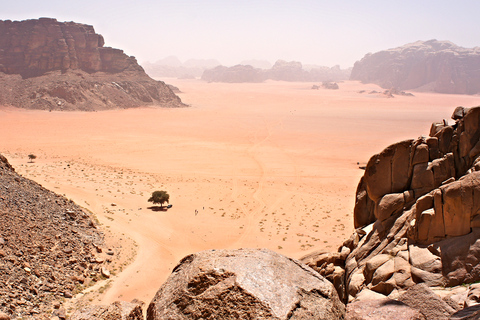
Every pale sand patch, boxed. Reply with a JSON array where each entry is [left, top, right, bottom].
[[1, 80, 479, 305]]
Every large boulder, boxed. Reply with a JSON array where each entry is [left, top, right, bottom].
[[147, 248, 345, 320]]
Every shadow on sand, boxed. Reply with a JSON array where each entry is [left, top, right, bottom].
[[147, 206, 168, 212]]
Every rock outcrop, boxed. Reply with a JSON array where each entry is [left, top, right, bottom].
[[302, 105, 480, 308], [147, 248, 345, 320], [0, 18, 185, 110], [350, 40, 480, 94], [0, 154, 105, 317]]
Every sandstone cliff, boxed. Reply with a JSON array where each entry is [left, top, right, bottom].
[[0, 18, 185, 110], [350, 40, 480, 94]]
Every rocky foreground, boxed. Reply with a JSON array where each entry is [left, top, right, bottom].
[[0, 154, 106, 318], [0, 18, 185, 110], [351, 40, 480, 94]]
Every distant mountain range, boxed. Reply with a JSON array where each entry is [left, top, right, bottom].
[[142, 56, 351, 82]]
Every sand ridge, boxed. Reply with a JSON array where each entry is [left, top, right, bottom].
[[1, 80, 480, 304]]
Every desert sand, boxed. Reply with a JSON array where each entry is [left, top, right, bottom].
[[1, 80, 479, 305]]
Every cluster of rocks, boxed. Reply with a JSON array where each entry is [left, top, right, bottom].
[[201, 60, 351, 83], [0, 154, 108, 317], [0, 18, 185, 110], [300, 105, 480, 318], [351, 39, 480, 94]]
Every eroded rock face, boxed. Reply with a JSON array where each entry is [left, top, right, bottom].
[[147, 248, 345, 320], [0, 18, 185, 110], [0, 18, 140, 77], [351, 40, 480, 94], [302, 105, 480, 303]]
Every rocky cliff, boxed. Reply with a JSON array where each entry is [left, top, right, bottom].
[[0, 18, 185, 110], [350, 40, 480, 94]]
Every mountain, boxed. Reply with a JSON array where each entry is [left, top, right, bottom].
[[0, 18, 185, 110], [201, 60, 351, 83], [350, 39, 480, 94]]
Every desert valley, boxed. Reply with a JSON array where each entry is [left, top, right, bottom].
[[2, 78, 480, 307], [3, 16, 480, 319]]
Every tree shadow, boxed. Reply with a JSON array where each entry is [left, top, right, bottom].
[[147, 206, 168, 212]]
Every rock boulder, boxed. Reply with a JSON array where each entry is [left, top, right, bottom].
[[147, 248, 345, 320]]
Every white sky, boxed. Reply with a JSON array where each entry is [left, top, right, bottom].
[[1, 0, 480, 68]]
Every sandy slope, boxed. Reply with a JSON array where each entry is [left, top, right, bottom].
[[1, 80, 479, 304]]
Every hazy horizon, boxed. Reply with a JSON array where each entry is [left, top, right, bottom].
[[1, 1, 480, 68]]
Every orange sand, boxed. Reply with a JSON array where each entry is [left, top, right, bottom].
[[1, 80, 479, 304]]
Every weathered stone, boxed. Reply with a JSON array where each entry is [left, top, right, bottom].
[[70, 301, 143, 320], [411, 163, 434, 191], [410, 266, 444, 287], [147, 249, 345, 320], [392, 140, 414, 193], [426, 137, 442, 161], [346, 298, 426, 320], [412, 144, 429, 165], [371, 258, 395, 286], [428, 153, 455, 187], [393, 256, 414, 288], [452, 106, 467, 120], [354, 177, 376, 228], [436, 228, 480, 287], [409, 245, 442, 273], [450, 304, 480, 320], [399, 283, 456, 320], [441, 174, 476, 237], [353, 288, 387, 302], [375, 193, 405, 221], [364, 254, 391, 283]]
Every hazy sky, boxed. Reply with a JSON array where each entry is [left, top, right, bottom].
[[2, 1, 480, 68]]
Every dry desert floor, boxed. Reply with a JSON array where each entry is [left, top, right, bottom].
[[1, 80, 480, 306]]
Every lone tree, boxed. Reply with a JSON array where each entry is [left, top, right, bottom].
[[148, 190, 170, 208], [28, 154, 37, 163]]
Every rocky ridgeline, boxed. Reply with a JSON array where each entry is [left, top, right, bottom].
[[0, 18, 185, 110], [201, 60, 351, 83], [351, 40, 480, 94], [0, 154, 108, 318]]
